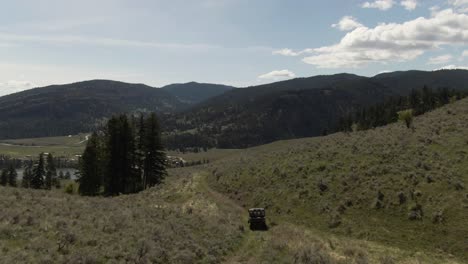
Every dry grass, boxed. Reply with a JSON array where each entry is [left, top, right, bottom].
[[0, 169, 243, 263], [208, 98, 468, 262]]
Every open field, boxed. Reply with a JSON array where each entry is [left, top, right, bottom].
[[0, 133, 237, 161], [0, 134, 88, 158]]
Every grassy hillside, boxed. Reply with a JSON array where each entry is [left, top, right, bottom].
[[207, 98, 468, 261], [0, 172, 461, 263], [0, 169, 244, 263]]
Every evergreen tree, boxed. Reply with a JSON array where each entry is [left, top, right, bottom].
[[104, 115, 139, 195], [136, 114, 146, 183], [0, 169, 8, 186], [8, 165, 17, 187], [31, 153, 45, 189], [78, 133, 103, 196], [45, 153, 57, 190], [142, 113, 167, 189], [21, 163, 33, 188]]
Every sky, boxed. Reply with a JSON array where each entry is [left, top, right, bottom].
[[1, 0, 468, 95]]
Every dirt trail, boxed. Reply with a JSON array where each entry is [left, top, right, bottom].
[[192, 172, 275, 264]]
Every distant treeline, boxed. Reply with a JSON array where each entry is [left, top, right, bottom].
[[163, 133, 214, 152], [0, 155, 78, 170], [78, 113, 167, 196], [336, 86, 466, 132], [1, 153, 63, 190]]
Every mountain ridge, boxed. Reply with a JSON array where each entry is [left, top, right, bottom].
[[2, 70, 468, 143], [163, 69, 468, 149]]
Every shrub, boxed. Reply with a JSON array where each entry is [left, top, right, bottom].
[[65, 184, 74, 194], [293, 245, 333, 264], [398, 109, 414, 129], [408, 203, 423, 220], [397, 192, 406, 205], [431, 210, 445, 224], [328, 212, 341, 228], [379, 256, 396, 264]]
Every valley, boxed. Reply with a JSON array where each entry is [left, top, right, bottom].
[[1, 96, 467, 263]]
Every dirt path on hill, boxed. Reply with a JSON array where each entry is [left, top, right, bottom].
[[193, 172, 279, 264]]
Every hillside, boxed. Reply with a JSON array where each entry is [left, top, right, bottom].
[[207, 97, 468, 261], [164, 70, 468, 149], [161, 82, 234, 105], [0, 80, 235, 140], [1, 99, 467, 263], [0, 80, 187, 139]]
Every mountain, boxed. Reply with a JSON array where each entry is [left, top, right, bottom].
[[374, 69, 468, 95], [2, 70, 468, 143], [161, 82, 235, 105], [0, 80, 185, 139], [163, 70, 468, 149]]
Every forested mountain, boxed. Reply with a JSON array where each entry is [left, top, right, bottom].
[[0, 80, 238, 140], [0, 80, 185, 139], [2, 70, 468, 145], [161, 82, 234, 105], [163, 70, 468, 149]]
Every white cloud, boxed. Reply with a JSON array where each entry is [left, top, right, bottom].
[[0, 32, 220, 51], [434, 64, 468, 70], [463, 50, 468, 56], [284, 9, 468, 68], [400, 0, 418, 10], [272, 48, 300, 56], [332, 16, 364, 31], [362, 0, 394, 10], [428, 54, 453, 64], [258, 70, 296, 80], [448, 0, 468, 12], [0, 80, 37, 96]]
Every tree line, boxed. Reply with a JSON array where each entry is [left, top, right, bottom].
[[0, 155, 79, 170], [336, 87, 466, 132], [78, 113, 167, 196], [1, 153, 60, 190]]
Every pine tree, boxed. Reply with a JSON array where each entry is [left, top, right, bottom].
[[105, 116, 121, 195], [21, 163, 32, 188], [142, 113, 167, 189], [8, 165, 17, 187], [0, 169, 8, 186], [31, 153, 45, 189], [78, 133, 103, 196], [45, 153, 57, 190], [136, 114, 146, 184], [104, 115, 138, 195]]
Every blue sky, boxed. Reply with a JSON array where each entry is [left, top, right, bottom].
[[1, 0, 468, 95]]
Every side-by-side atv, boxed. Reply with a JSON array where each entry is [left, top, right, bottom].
[[248, 208, 268, 230]]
